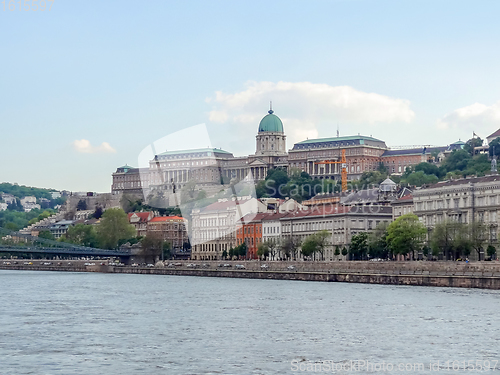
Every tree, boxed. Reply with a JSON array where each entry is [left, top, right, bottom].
[[334, 245, 340, 257], [403, 171, 439, 187], [487, 245, 496, 260], [140, 234, 163, 264], [301, 230, 330, 260], [93, 206, 103, 219], [266, 239, 279, 260], [76, 199, 87, 211], [368, 221, 390, 259], [358, 171, 387, 188], [468, 220, 488, 260], [38, 230, 55, 241], [442, 149, 471, 172], [430, 221, 456, 260], [95, 208, 136, 249], [257, 242, 269, 260], [300, 235, 316, 259], [386, 214, 426, 259], [431, 221, 486, 260], [349, 232, 369, 260], [414, 162, 441, 177], [489, 137, 500, 158], [464, 137, 483, 156], [61, 224, 98, 247], [222, 249, 228, 260], [162, 241, 172, 260], [341, 247, 348, 257], [281, 236, 300, 260], [234, 242, 247, 259], [377, 162, 388, 174], [228, 247, 234, 259]]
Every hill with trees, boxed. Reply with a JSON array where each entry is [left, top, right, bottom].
[[0, 182, 65, 231]]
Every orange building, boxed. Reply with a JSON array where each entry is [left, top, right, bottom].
[[236, 213, 268, 259]]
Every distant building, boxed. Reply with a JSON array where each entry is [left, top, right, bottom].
[[147, 216, 188, 250], [73, 210, 95, 221], [1, 193, 15, 205], [19, 196, 40, 212], [111, 165, 146, 195], [49, 220, 75, 239], [487, 129, 500, 145], [190, 196, 267, 260], [279, 204, 393, 260], [51, 192, 61, 199], [413, 175, 500, 259], [128, 212, 154, 237], [0, 202, 7, 211], [20, 196, 37, 206], [236, 213, 268, 259], [391, 194, 414, 221]]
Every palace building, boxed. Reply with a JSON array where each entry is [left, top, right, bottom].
[[112, 107, 462, 198]]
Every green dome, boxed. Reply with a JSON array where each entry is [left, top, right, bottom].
[[258, 110, 284, 133]]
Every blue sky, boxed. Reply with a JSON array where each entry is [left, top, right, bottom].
[[2, 0, 500, 192]]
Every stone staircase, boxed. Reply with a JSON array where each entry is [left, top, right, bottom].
[[19, 211, 66, 234]]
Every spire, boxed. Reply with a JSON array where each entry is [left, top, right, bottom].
[[268, 101, 274, 114]]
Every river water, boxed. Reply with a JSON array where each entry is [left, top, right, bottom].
[[0, 270, 499, 374]]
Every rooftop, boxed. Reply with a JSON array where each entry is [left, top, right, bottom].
[[258, 110, 284, 133], [295, 135, 384, 145], [149, 216, 185, 222], [157, 148, 233, 157]]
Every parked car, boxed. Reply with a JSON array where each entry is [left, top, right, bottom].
[[223, 264, 232, 268], [287, 265, 296, 270], [187, 263, 198, 268], [235, 264, 246, 269], [260, 264, 269, 269]]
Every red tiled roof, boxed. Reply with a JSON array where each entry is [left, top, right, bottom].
[[396, 194, 413, 201], [149, 216, 185, 222], [128, 212, 153, 223], [239, 212, 270, 224]]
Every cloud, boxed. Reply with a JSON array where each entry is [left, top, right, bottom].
[[206, 81, 415, 146], [437, 101, 500, 134], [72, 139, 116, 154]]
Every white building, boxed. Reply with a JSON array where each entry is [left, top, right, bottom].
[[21, 196, 37, 206], [413, 175, 500, 259], [190, 196, 267, 260], [1, 193, 15, 205]]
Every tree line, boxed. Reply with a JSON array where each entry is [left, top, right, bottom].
[[245, 214, 497, 262]]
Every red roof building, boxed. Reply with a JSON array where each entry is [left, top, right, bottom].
[[127, 212, 154, 237], [147, 216, 189, 249]]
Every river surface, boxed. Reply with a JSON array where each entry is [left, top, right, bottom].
[[0, 270, 499, 374]]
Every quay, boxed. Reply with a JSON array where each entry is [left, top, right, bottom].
[[1, 260, 500, 290]]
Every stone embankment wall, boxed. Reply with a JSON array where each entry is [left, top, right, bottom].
[[109, 261, 500, 289], [2, 261, 500, 289]]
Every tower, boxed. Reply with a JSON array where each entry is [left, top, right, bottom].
[[255, 105, 286, 156]]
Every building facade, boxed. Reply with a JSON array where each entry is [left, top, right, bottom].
[[128, 212, 155, 237], [190, 197, 267, 260], [413, 175, 500, 259], [147, 216, 188, 250]]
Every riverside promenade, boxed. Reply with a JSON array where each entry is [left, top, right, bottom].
[[2, 260, 500, 289]]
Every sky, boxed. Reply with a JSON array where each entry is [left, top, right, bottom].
[[2, 0, 500, 192]]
